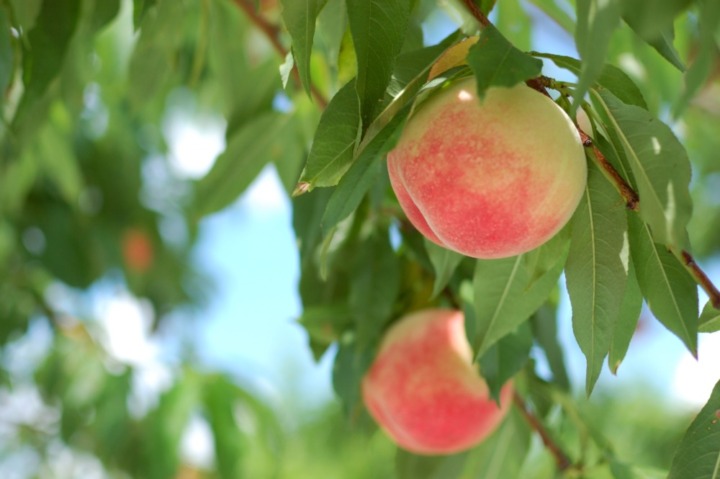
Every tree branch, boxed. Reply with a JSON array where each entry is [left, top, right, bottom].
[[232, 0, 328, 109], [460, 0, 491, 27], [513, 392, 572, 471], [678, 250, 720, 309]]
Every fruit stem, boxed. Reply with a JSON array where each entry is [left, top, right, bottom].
[[513, 392, 572, 472], [232, 0, 328, 109]]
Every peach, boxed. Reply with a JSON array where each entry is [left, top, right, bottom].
[[362, 309, 512, 455], [122, 228, 154, 273], [387, 77, 586, 258]]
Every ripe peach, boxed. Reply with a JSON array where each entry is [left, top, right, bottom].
[[387, 78, 586, 258], [362, 309, 512, 455]]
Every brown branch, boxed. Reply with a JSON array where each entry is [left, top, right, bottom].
[[581, 132, 640, 210], [232, 0, 328, 109], [679, 250, 720, 309], [461, 0, 491, 27], [513, 392, 572, 472]]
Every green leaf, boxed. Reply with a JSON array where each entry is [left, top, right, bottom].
[[535, 53, 647, 109], [346, 0, 410, 124], [133, 0, 158, 29], [530, 303, 570, 390], [496, 0, 532, 51], [281, 0, 329, 96], [479, 322, 532, 401], [565, 161, 629, 395], [128, 0, 189, 109], [527, 0, 574, 33], [574, 0, 621, 113], [471, 232, 569, 356], [461, 409, 532, 478], [0, 9, 12, 112], [620, 0, 692, 41], [301, 80, 361, 188], [332, 338, 375, 417], [627, 213, 697, 354], [608, 257, 643, 374], [593, 89, 693, 249], [194, 112, 287, 218], [351, 229, 400, 345], [699, 301, 720, 333], [145, 373, 199, 479], [208, 0, 280, 127], [18, 0, 82, 109], [674, 0, 720, 115], [203, 375, 246, 479], [467, 23, 543, 99], [321, 107, 407, 232], [425, 240, 464, 299], [396, 450, 469, 479], [9, 0, 42, 31], [620, 0, 687, 72], [395, 410, 531, 479], [668, 379, 720, 479]]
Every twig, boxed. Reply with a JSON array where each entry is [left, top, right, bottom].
[[232, 0, 328, 109], [581, 132, 639, 210], [461, 0, 491, 27], [678, 250, 720, 309], [513, 392, 572, 472]]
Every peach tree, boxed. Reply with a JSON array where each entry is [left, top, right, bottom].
[[0, 0, 719, 477]]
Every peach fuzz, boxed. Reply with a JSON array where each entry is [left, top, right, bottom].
[[362, 309, 512, 455], [387, 77, 587, 258]]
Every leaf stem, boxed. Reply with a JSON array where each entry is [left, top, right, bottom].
[[232, 0, 328, 108], [513, 392, 572, 472]]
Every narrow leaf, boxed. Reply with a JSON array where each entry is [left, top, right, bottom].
[[0, 9, 13, 112], [194, 112, 287, 218], [322, 108, 407, 232], [396, 450, 469, 479], [530, 304, 571, 390], [627, 213, 697, 354], [467, 23, 543, 98], [351, 229, 400, 345], [280, 0, 328, 96], [608, 258, 643, 374], [574, 0, 621, 112], [668, 380, 720, 479], [203, 376, 246, 479], [594, 89, 693, 249], [19, 0, 82, 108], [301, 80, 361, 187], [674, 0, 720, 115], [479, 322, 532, 401], [346, 0, 410, 124], [699, 301, 720, 333], [425, 240, 465, 299], [566, 161, 629, 394], [472, 233, 568, 355], [621, 0, 689, 71]]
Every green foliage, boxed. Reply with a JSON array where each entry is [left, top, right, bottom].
[[668, 380, 720, 479], [566, 161, 629, 394], [1, 0, 719, 477]]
